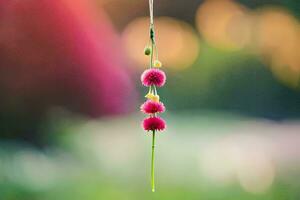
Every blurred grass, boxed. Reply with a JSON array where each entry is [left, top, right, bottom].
[[0, 112, 300, 200]]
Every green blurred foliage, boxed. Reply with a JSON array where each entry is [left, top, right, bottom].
[[153, 42, 300, 119]]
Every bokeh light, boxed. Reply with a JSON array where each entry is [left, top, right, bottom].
[[122, 17, 200, 70], [255, 8, 300, 87], [199, 133, 275, 194], [196, 0, 252, 50], [237, 150, 275, 194]]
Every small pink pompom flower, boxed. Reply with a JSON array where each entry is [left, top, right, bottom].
[[140, 100, 165, 114], [142, 117, 166, 131], [141, 68, 166, 87]]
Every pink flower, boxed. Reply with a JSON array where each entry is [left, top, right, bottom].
[[141, 69, 166, 87], [140, 100, 165, 114], [142, 117, 166, 131]]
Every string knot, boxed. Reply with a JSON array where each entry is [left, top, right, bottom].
[[150, 27, 154, 40]]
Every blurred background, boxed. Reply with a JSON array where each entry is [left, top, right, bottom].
[[1, 0, 300, 199]]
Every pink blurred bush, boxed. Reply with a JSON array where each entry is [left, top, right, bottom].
[[0, 0, 136, 118]]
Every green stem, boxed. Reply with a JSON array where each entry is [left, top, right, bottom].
[[151, 130, 156, 192], [149, 26, 158, 96], [150, 29, 154, 69]]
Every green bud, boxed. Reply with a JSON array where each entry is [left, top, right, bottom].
[[144, 46, 152, 56]]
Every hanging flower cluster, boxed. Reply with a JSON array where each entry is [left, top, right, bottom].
[[141, 38, 166, 133], [140, 0, 167, 192], [140, 4, 167, 190]]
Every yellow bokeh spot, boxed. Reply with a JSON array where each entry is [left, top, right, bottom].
[[255, 7, 300, 88], [195, 0, 252, 50]]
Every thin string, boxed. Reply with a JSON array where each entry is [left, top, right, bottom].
[[149, 0, 159, 61], [149, 0, 154, 25]]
